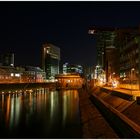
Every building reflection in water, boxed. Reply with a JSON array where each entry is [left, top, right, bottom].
[[0, 88, 81, 138], [62, 90, 79, 126]]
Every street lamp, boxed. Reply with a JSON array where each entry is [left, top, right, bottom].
[[131, 68, 135, 96]]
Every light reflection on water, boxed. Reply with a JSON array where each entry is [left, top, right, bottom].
[[0, 88, 81, 138]]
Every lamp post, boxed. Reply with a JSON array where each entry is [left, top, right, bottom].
[[131, 68, 135, 96]]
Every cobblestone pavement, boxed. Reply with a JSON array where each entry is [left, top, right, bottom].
[[79, 88, 119, 138]]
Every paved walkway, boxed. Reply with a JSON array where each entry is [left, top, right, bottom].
[[79, 88, 119, 138]]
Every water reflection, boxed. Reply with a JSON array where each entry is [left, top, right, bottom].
[[0, 88, 81, 138], [62, 90, 79, 126]]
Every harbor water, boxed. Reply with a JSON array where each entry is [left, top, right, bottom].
[[0, 88, 82, 138]]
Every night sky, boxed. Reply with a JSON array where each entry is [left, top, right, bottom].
[[0, 1, 140, 67]]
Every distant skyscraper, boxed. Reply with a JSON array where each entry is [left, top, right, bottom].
[[96, 29, 115, 69], [42, 43, 60, 79], [0, 53, 14, 67], [89, 27, 118, 82], [89, 27, 116, 69], [63, 63, 83, 74]]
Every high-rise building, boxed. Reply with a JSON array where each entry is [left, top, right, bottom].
[[115, 27, 140, 89], [42, 43, 60, 79], [89, 27, 116, 69], [63, 63, 83, 75], [89, 27, 118, 83], [0, 53, 14, 67]]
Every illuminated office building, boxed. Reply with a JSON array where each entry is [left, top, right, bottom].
[[42, 43, 60, 79], [115, 27, 140, 89], [89, 27, 116, 69], [63, 63, 83, 74], [89, 27, 118, 82]]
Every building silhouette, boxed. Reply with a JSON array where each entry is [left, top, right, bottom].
[[0, 53, 14, 67]]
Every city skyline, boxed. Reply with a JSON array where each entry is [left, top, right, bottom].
[[1, 1, 140, 138], [1, 1, 140, 67]]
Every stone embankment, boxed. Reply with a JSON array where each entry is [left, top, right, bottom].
[[90, 86, 140, 138], [0, 82, 56, 93], [78, 88, 119, 138]]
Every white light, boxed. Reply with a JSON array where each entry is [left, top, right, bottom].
[[112, 80, 119, 88], [88, 29, 95, 34], [131, 68, 135, 71], [11, 73, 14, 77], [50, 79, 55, 82], [96, 65, 100, 68], [15, 73, 20, 77]]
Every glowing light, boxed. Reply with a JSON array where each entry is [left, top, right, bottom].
[[131, 68, 135, 71], [50, 79, 55, 82], [112, 80, 119, 88], [11, 73, 14, 77], [88, 29, 95, 34], [15, 73, 20, 77], [97, 72, 106, 86]]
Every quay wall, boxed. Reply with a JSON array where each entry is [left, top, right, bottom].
[[0, 82, 56, 92], [90, 87, 140, 138]]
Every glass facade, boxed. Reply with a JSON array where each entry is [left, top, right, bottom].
[[42, 43, 60, 79], [95, 29, 116, 69], [63, 63, 83, 75]]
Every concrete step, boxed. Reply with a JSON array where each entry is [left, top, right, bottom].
[[79, 88, 119, 138], [116, 100, 134, 112]]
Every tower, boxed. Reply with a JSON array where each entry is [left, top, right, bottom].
[[42, 43, 60, 79]]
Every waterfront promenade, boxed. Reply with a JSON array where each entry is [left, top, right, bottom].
[[79, 88, 119, 138], [83, 85, 140, 138]]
